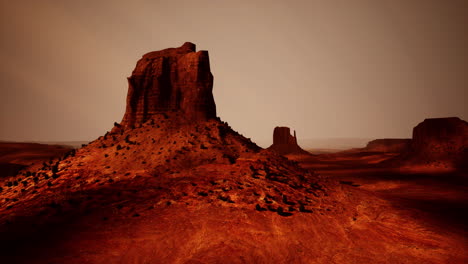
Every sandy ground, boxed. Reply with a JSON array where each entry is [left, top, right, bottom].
[[288, 151, 468, 241]]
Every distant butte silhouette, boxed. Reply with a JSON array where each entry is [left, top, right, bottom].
[[267, 126, 310, 155], [121, 42, 216, 128]]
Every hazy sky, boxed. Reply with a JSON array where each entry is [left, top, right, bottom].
[[1, 0, 467, 145]]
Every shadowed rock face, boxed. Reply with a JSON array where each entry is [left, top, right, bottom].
[[379, 117, 468, 171], [120, 42, 216, 128], [412, 117, 468, 154], [409, 117, 468, 166], [273, 127, 297, 146], [268, 127, 309, 155], [372, 117, 468, 171]]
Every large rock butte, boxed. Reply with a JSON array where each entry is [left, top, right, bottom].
[[268, 127, 309, 155], [409, 117, 468, 165], [120, 42, 216, 128]]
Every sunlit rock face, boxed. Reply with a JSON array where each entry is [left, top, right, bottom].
[[120, 42, 216, 128]]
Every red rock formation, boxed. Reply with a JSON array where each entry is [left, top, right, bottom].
[[268, 127, 309, 155], [411, 117, 467, 154], [0, 44, 464, 264], [273, 127, 297, 146], [120, 42, 216, 128], [408, 117, 468, 167], [365, 138, 411, 153]]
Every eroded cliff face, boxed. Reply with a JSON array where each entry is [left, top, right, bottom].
[[411, 117, 468, 156], [268, 127, 309, 155], [120, 42, 216, 128], [407, 117, 468, 168]]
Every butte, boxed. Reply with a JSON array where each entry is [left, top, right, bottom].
[[0, 43, 464, 263]]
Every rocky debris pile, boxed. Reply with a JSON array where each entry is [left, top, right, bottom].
[[267, 127, 310, 155]]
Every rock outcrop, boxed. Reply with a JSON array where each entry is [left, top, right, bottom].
[[408, 117, 468, 168], [0, 142, 73, 178], [411, 117, 467, 155], [120, 42, 216, 128], [365, 139, 411, 153], [268, 127, 309, 155]]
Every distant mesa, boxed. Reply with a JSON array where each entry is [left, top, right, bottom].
[[267, 126, 309, 155], [120, 42, 216, 128], [365, 138, 411, 153], [355, 117, 468, 171]]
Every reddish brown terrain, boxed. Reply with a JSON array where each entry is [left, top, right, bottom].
[[0, 43, 466, 263], [0, 142, 73, 178], [291, 118, 467, 263]]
